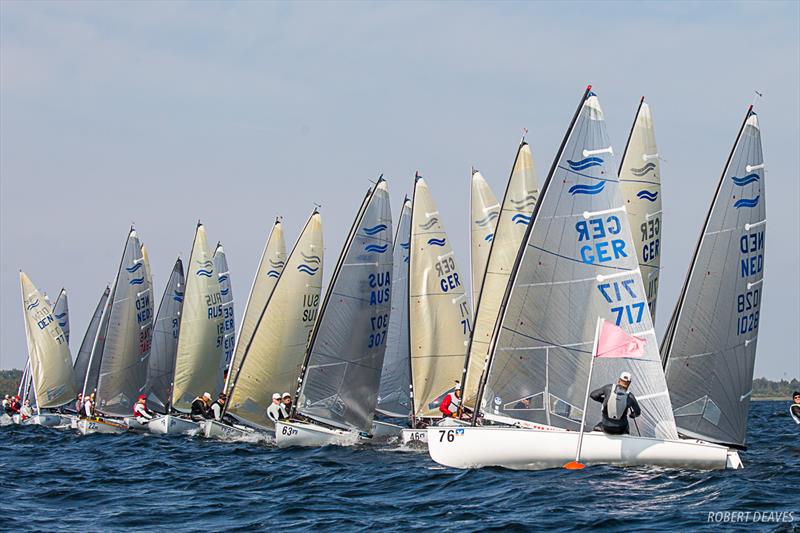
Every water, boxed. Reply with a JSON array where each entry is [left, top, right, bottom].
[[1, 401, 797, 532]]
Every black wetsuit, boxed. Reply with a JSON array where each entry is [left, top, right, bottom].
[[190, 398, 211, 420], [590, 384, 641, 435]]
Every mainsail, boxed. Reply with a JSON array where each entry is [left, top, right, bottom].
[[409, 175, 472, 420], [73, 286, 110, 391], [92, 229, 154, 416], [619, 98, 662, 319], [462, 141, 540, 409], [296, 179, 393, 432], [145, 258, 185, 413], [226, 211, 323, 428], [172, 224, 225, 411], [225, 219, 286, 396], [662, 107, 765, 448], [214, 244, 236, 375], [19, 272, 76, 408], [476, 88, 677, 440], [53, 289, 70, 345], [470, 170, 500, 311], [376, 198, 413, 418]]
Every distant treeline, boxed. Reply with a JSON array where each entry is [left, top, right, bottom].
[[0, 369, 23, 396]]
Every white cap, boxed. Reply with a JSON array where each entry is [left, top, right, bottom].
[[272, 393, 281, 400], [203, 392, 211, 399], [619, 372, 632, 382], [282, 392, 291, 398], [454, 382, 461, 391]]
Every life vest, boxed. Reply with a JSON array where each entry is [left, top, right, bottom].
[[133, 403, 151, 419], [605, 385, 629, 421], [267, 402, 282, 422], [441, 392, 460, 416]]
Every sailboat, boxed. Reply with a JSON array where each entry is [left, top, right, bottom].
[[619, 98, 662, 319], [214, 211, 323, 440], [470, 170, 500, 313], [72, 286, 110, 394], [143, 258, 184, 418], [213, 243, 236, 379], [276, 179, 393, 447], [400, 174, 472, 444], [661, 106, 765, 456], [78, 228, 154, 435], [428, 87, 736, 470], [202, 219, 287, 439], [462, 141, 540, 412], [19, 272, 77, 426], [148, 224, 224, 435]]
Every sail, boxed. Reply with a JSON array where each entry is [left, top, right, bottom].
[[94, 229, 154, 416], [662, 108, 765, 448], [619, 99, 662, 319], [19, 272, 76, 408], [297, 180, 393, 432], [377, 198, 413, 417], [172, 224, 225, 411], [73, 286, 110, 391], [409, 176, 472, 419], [145, 258, 185, 413], [470, 171, 500, 310], [83, 283, 114, 396], [463, 142, 540, 409], [226, 220, 286, 396], [478, 88, 677, 440], [52, 289, 70, 345], [214, 244, 236, 374], [227, 211, 323, 428]]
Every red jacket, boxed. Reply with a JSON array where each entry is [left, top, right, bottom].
[[439, 392, 460, 417]]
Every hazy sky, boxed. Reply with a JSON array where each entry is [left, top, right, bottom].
[[1, 1, 798, 380]]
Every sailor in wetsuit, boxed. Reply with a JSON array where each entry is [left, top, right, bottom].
[[191, 393, 212, 421], [590, 372, 641, 435], [791, 391, 800, 424], [267, 393, 283, 424]]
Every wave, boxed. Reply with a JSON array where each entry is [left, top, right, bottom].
[[364, 243, 389, 253], [125, 262, 143, 273], [54, 312, 67, 319], [173, 290, 184, 303], [509, 194, 537, 206], [512, 213, 531, 225], [734, 196, 760, 209], [297, 264, 319, 275], [269, 259, 286, 268], [129, 277, 145, 285], [567, 157, 604, 171], [484, 233, 494, 242], [220, 288, 230, 296], [568, 181, 605, 196], [58, 321, 67, 328], [300, 253, 321, 265], [636, 190, 659, 202], [197, 260, 214, 268], [363, 224, 388, 236], [427, 238, 446, 247], [266, 270, 281, 278], [474, 212, 499, 227], [630, 162, 656, 176], [419, 218, 439, 230], [400, 241, 410, 250], [218, 275, 228, 283], [731, 173, 760, 186], [195, 269, 213, 277]]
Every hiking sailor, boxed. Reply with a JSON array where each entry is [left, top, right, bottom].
[[210, 393, 226, 421], [83, 393, 95, 418], [791, 391, 800, 424], [74, 393, 83, 414], [19, 399, 33, 421], [133, 394, 155, 424], [267, 393, 283, 424], [191, 392, 212, 421], [279, 393, 292, 420], [439, 383, 463, 418], [2, 395, 11, 414], [590, 371, 641, 435]]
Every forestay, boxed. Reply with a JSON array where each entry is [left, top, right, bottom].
[[172, 224, 225, 411], [214, 244, 236, 374], [73, 286, 110, 391], [20, 272, 76, 408], [463, 142, 540, 409], [53, 289, 70, 345], [297, 179, 393, 432], [226, 211, 323, 429], [409, 176, 472, 420], [478, 88, 677, 440], [470, 170, 500, 311], [662, 107, 765, 448], [145, 258, 184, 413], [376, 198, 413, 418], [619, 99, 662, 319]]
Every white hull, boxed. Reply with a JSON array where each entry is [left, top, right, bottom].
[[401, 428, 429, 445], [427, 426, 734, 471], [32, 413, 71, 427], [148, 415, 200, 436], [77, 417, 130, 435], [0, 413, 12, 426], [275, 421, 366, 448], [371, 420, 404, 439], [201, 419, 271, 441]]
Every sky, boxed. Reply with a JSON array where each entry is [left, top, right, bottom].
[[1, 1, 798, 380]]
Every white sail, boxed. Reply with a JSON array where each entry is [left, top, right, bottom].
[[409, 176, 472, 420], [19, 272, 76, 408], [214, 244, 236, 375], [463, 142, 540, 409], [377, 198, 413, 417], [225, 219, 287, 396], [470, 171, 500, 311], [619, 99, 662, 319], [73, 286, 110, 391], [297, 180, 393, 432], [172, 224, 225, 411], [52, 289, 70, 345], [227, 211, 323, 429]]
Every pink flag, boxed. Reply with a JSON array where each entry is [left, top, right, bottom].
[[595, 320, 646, 358]]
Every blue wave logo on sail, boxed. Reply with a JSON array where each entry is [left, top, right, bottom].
[[297, 264, 319, 275], [400, 241, 410, 250], [636, 190, 659, 202], [220, 287, 230, 296], [403, 256, 409, 263], [26, 299, 40, 311], [58, 321, 67, 328], [568, 181, 605, 196], [269, 259, 285, 268], [427, 238, 446, 247], [474, 212, 499, 228], [364, 243, 389, 253], [195, 269, 213, 277], [734, 196, 760, 209], [567, 157, 604, 171], [129, 277, 145, 285], [484, 233, 494, 242], [630, 162, 656, 176], [419, 218, 439, 230], [218, 274, 228, 283], [125, 262, 143, 273], [197, 260, 214, 268], [512, 213, 531, 225], [731, 173, 760, 186], [362, 224, 387, 236], [173, 290, 184, 302], [266, 270, 281, 279], [509, 194, 537, 208], [54, 312, 67, 319], [300, 253, 321, 265]]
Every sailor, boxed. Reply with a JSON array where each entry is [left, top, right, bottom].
[[267, 393, 283, 423], [19, 399, 33, 421], [2, 395, 10, 414], [439, 384, 462, 418], [84, 393, 95, 418], [210, 393, 226, 421], [791, 391, 800, 424], [190, 392, 213, 421], [74, 393, 83, 414], [590, 372, 641, 435], [10, 396, 21, 414], [133, 394, 154, 424], [279, 393, 292, 420]]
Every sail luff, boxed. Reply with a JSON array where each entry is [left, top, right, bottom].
[[214, 244, 236, 381], [73, 286, 110, 391], [469, 171, 500, 312], [52, 289, 70, 345], [82, 279, 115, 398]]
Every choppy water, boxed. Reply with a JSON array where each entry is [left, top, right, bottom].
[[1, 401, 798, 532]]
